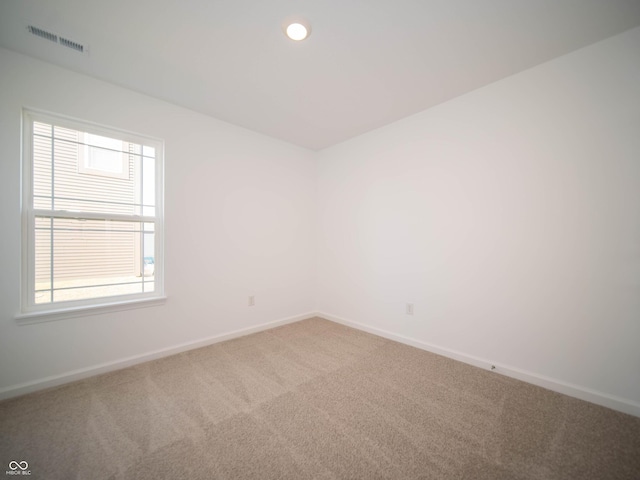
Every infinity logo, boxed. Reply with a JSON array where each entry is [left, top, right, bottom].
[[8, 461, 28, 471]]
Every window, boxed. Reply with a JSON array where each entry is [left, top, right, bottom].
[[21, 110, 164, 318]]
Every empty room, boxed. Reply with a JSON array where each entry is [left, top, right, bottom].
[[1, 1, 639, 478]]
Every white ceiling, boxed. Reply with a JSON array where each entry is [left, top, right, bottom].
[[1, 1, 640, 150]]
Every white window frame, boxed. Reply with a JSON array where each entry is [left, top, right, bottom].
[[18, 109, 165, 324]]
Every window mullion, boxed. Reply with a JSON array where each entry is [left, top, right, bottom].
[[33, 209, 156, 224]]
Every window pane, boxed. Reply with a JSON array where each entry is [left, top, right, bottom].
[[143, 232, 155, 279], [35, 217, 154, 303], [53, 125, 79, 142], [142, 145, 155, 158], [142, 155, 155, 207], [53, 218, 137, 283], [32, 122, 156, 217], [85, 132, 122, 151], [53, 135, 136, 214], [35, 217, 52, 300], [33, 133, 52, 210], [86, 145, 124, 174], [34, 121, 52, 137]]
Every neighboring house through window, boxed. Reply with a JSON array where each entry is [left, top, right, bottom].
[[21, 109, 164, 318], [78, 133, 131, 179]]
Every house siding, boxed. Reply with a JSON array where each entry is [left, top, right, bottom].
[[34, 123, 140, 284]]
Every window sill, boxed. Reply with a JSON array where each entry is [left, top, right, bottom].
[[15, 296, 167, 325]]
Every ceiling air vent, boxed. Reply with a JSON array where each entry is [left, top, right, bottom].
[[27, 25, 58, 43], [59, 37, 84, 53], [27, 25, 88, 54]]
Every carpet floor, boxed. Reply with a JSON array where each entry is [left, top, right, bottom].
[[1, 317, 639, 479]]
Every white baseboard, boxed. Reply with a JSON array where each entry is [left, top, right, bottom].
[[319, 311, 640, 418], [0, 311, 318, 401]]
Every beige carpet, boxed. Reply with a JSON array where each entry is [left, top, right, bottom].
[[1, 317, 639, 479]]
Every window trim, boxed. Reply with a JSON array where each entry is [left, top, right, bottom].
[[15, 296, 168, 325], [20, 108, 165, 322]]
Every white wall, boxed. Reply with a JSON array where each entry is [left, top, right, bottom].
[[317, 27, 640, 413], [0, 48, 317, 394]]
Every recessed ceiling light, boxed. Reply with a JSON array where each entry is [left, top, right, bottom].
[[283, 18, 311, 41], [286, 23, 308, 41]]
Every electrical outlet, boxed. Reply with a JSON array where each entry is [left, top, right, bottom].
[[406, 303, 414, 315], [248, 295, 255, 306]]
